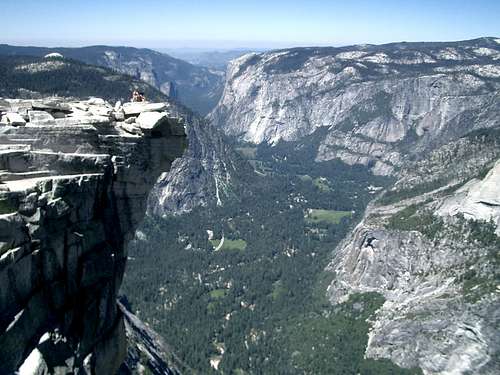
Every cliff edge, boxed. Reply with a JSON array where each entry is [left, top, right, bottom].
[[0, 98, 187, 374]]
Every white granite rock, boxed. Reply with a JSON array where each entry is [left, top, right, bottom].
[[209, 40, 500, 176], [28, 111, 55, 124], [5, 112, 26, 126], [136, 111, 168, 130], [437, 160, 500, 234], [122, 102, 168, 115]]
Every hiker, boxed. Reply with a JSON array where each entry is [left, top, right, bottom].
[[131, 90, 146, 102], [131, 90, 140, 102]]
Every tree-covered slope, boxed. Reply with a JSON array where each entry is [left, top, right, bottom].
[[0, 44, 224, 115], [122, 135, 424, 374], [0, 55, 168, 102]]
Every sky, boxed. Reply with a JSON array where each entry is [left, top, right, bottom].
[[3, 0, 500, 49]]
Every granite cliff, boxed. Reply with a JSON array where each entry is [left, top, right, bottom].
[[327, 129, 500, 374], [210, 37, 500, 175], [146, 118, 240, 217], [0, 97, 187, 374]]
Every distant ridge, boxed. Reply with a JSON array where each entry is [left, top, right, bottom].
[[0, 44, 224, 115]]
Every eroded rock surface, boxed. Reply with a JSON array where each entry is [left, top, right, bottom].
[[437, 160, 500, 234], [147, 118, 239, 216], [326, 133, 500, 374], [0, 97, 187, 374]]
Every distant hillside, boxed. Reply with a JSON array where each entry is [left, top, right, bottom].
[[0, 44, 224, 115], [160, 48, 263, 70], [0, 55, 169, 102]]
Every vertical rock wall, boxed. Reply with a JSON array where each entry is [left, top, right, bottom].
[[0, 98, 187, 374]]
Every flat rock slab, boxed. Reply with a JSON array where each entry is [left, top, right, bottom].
[[122, 102, 168, 116], [55, 116, 109, 126], [3, 173, 104, 193], [32, 100, 72, 112], [136, 112, 168, 130], [28, 111, 55, 124], [5, 113, 26, 126]]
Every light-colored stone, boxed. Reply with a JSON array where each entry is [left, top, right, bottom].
[[44, 52, 63, 59], [122, 102, 168, 115], [437, 160, 500, 234], [136, 111, 168, 130], [28, 111, 55, 124], [326, 137, 500, 374], [6, 112, 27, 126], [209, 40, 500, 176], [114, 109, 125, 121], [32, 100, 71, 112]]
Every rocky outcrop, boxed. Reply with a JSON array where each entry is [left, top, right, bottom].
[[0, 98, 187, 374], [437, 160, 500, 234], [326, 132, 500, 374], [210, 37, 500, 175]]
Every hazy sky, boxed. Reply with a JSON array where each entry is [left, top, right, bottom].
[[3, 0, 499, 49]]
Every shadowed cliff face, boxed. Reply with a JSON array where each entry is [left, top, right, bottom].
[[0, 98, 187, 374]]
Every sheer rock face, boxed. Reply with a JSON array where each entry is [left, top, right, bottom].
[[0, 98, 187, 374], [117, 301, 182, 375], [147, 119, 238, 216], [326, 135, 500, 374], [209, 37, 500, 175]]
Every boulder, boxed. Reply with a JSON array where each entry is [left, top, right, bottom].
[[87, 98, 106, 106], [136, 111, 168, 131], [88, 104, 112, 117], [114, 109, 125, 122], [18, 348, 49, 375], [119, 122, 141, 135], [54, 116, 109, 126], [6, 112, 27, 126]]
